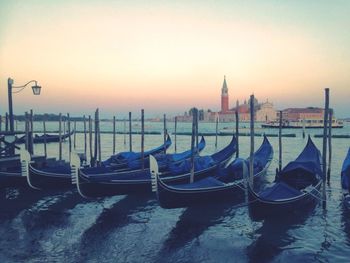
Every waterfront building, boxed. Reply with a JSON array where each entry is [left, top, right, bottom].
[[279, 107, 324, 121], [176, 76, 276, 122]]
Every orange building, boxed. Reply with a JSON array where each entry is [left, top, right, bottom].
[[279, 108, 324, 121], [176, 76, 276, 122], [221, 76, 229, 112]]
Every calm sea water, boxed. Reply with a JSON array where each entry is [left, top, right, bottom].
[[1, 121, 350, 263]]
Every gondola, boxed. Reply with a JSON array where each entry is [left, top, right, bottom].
[[74, 135, 237, 198], [152, 135, 273, 208], [341, 148, 350, 210], [0, 168, 24, 187], [16, 130, 74, 144], [248, 136, 323, 219], [0, 154, 47, 188], [102, 135, 172, 170], [24, 137, 205, 190], [20, 150, 73, 189], [126, 136, 206, 170]]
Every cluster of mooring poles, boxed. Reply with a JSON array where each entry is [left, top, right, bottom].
[[0, 90, 333, 199]]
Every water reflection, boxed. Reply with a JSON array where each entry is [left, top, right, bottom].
[[21, 190, 84, 230], [0, 186, 62, 222], [157, 196, 244, 261], [247, 207, 315, 263], [0, 188, 83, 261], [77, 194, 155, 262], [341, 204, 350, 246]]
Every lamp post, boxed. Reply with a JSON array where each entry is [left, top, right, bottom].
[[7, 78, 42, 133]]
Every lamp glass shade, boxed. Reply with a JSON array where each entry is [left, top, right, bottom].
[[32, 85, 41, 95]]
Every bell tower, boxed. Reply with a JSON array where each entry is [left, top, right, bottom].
[[221, 76, 229, 112]]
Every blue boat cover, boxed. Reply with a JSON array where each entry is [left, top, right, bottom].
[[257, 136, 322, 200], [172, 177, 225, 189], [168, 135, 273, 188], [102, 136, 172, 166], [164, 136, 206, 163], [165, 135, 236, 175], [217, 136, 273, 183], [280, 136, 323, 178], [168, 156, 215, 175], [211, 135, 237, 163], [259, 182, 302, 200], [126, 136, 206, 170], [341, 148, 350, 191]]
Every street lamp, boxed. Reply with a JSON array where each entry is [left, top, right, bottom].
[[7, 77, 42, 133]]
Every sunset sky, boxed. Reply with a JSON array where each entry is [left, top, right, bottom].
[[0, 0, 349, 118]]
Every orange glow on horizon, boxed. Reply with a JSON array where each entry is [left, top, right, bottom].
[[1, 2, 349, 117]]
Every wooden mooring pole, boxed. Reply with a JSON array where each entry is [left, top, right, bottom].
[[25, 112, 29, 151], [129, 112, 132, 152], [123, 118, 126, 148], [59, 113, 62, 161], [249, 95, 255, 188], [141, 109, 145, 170], [97, 110, 101, 165], [215, 114, 219, 150], [73, 121, 77, 149], [83, 115, 87, 159], [67, 113, 71, 161], [279, 110, 282, 172], [29, 110, 34, 155], [43, 116, 47, 157], [5, 113, 9, 131], [322, 88, 329, 208], [327, 109, 333, 184], [163, 114, 167, 154], [113, 116, 116, 155], [174, 116, 177, 153], [89, 115, 93, 165], [190, 108, 197, 183], [63, 117, 66, 135], [195, 112, 198, 152], [93, 109, 98, 166], [235, 100, 239, 158]]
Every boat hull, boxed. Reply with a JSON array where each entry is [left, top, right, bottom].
[[76, 135, 237, 198], [28, 164, 72, 189], [343, 193, 350, 211], [157, 181, 244, 209], [156, 161, 270, 209], [0, 171, 26, 188], [77, 165, 221, 198], [248, 181, 322, 220]]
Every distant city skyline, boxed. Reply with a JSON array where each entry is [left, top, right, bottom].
[[1, 1, 349, 118]]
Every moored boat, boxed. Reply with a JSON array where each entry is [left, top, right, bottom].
[[20, 150, 73, 190], [262, 119, 343, 129], [102, 135, 172, 170], [0, 154, 46, 188], [16, 130, 75, 144], [23, 136, 205, 191], [341, 148, 350, 210], [126, 136, 206, 170], [248, 136, 323, 219], [74, 135, 237, 198], [152, 135, 273, 209]]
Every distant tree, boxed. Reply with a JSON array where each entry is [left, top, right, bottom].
[[189, 107, 197, 116], [198, 109, 205, 120]]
